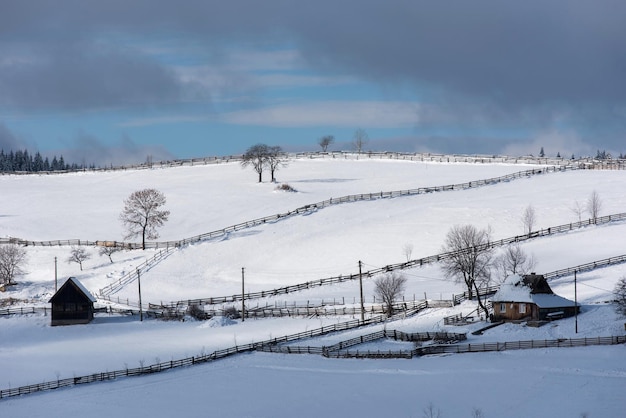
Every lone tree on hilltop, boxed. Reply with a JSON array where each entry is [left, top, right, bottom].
[[318, 135, 334, 152], [374, 271, 407, 317], [352, 128, 369, 153], [241, 143, 269, 182], [441, 224, 493, 319], [266, 145, 288, 182], [0, 244, 27, 285], [120, 188, 170, 250]]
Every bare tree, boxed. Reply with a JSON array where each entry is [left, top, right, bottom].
[[493, 244, 536, 282], [402, 243, 414, 262], [318, 135, 334, 152], [120, 188, 170, 250], [241, 143, 269, 182], [521, 204, 536, 234], [586, 190, 602, 222], [67, 246, 91, 271], [352, 128, 369, 153], [614, 276, 626, 316], [99, 245, 121, 263], [422, 403, 442, 418], [571, 200, 584, 223], [374, 272, 407, 317], [266, 145, 288, 182], [441, 224, 493, 318], [0, 244, 27, 285]]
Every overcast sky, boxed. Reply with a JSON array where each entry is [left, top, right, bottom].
[[1, 0, 625, 165]]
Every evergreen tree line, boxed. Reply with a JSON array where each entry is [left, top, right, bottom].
[[0, 149, 86, 172]]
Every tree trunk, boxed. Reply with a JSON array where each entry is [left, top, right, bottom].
[[472, 281, 489, 321], [258, 170, 262, 183]]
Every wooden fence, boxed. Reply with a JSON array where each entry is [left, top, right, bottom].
[[1, 150, 602, 179], [2, 165, 570, 253], [259, 328, 468, 356], [98, 248, 174, 297], [0, 314, 389, 400], [324, 335, 626, 359], [150, 211, 626, 310]]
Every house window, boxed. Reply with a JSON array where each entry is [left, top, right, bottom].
[[500, 303, 506, 312], [519, 303, 526, 314]]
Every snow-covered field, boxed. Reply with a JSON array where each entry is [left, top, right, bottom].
[[1, 155, 625, 417]]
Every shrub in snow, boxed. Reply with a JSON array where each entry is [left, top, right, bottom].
[[223, 306, 240, 319], [186, 304, 208, 320], [275, 183, 297, 192]]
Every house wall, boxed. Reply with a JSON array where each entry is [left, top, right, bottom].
[[492, 302, 536, 322]]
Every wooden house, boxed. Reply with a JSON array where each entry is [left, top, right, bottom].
[[491, 273, 579, 322], [49, 277, 97, 326]]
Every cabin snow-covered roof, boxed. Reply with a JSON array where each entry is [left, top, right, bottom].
[[49, 277, 97, 303], [68, 277, 97, 302], [492, 274, 576, 308]]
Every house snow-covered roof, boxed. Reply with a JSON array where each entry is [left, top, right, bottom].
[[492, 274, 576, 308]]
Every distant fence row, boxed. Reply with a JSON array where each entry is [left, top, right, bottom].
[[3, 150, 619, 178], [0, 165, 571, 253]]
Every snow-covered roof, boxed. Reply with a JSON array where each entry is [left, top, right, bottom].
[[492, 274, 576, 308], [65, 277, 97, 302]]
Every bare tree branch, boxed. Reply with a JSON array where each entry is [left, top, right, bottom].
[[119, 188, 170, 250], [374, 272, 407, 317]]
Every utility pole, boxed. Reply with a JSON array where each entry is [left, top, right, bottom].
[[54, 257, 58, 292], [241, 267, 245, 322], [574, 270, 578, 333], [137, 268, 143, 322], [359, 261, 365, 322]]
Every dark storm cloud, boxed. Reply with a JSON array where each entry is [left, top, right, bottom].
[[0, 43, 182, 110], [1, 0, 625, 154], [2, 0, 624, 109]]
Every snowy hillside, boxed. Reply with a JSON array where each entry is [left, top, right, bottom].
[[1, 155, 625, 417]]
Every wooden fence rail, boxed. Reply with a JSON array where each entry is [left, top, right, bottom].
[[320, 335, 626, 359], [151, 211, 626, 310], [2, 165, 569, 255], [0, 313, 389, 400]]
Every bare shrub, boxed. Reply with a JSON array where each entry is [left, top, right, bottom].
[[374, 272, 407, 317], [586, 190, 602, 222], [275, 183, 297, 192], [402, 243, 414, 262], [521, 204, 536, 234], [223, 306, 240, 319], [187, 304, 208, 320], [422, 402, 442, 418], [0, 244, 27, 285]]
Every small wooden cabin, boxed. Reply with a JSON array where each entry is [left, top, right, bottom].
[[49, 277, 96, 326], [491, 273, 579, 322]]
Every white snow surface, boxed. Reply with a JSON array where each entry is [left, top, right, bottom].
[[1, 156, 625, 417]]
